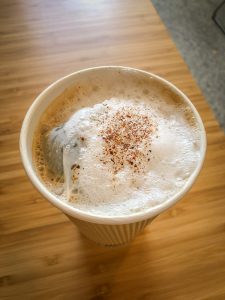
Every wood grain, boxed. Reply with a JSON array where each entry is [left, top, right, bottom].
[[0, 0, 225, 299]]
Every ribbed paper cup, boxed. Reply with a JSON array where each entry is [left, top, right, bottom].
[[67, 215, 153, 246], [20, 66, 206, 246]]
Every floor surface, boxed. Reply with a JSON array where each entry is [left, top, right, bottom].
[[152, 0, 225, 130]]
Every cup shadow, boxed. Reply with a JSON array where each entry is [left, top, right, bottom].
[[76, 228, 157, 300]]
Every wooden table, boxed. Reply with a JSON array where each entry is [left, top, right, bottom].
[[1, 0, 225, 299]]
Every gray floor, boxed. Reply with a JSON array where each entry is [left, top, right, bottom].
[[152, 0, 225, 131]]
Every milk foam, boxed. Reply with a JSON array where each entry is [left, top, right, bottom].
[[45, 98, 200, 216], [33, 69, 202, 217]]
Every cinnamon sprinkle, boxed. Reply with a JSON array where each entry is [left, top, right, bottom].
[[99, 105, 156, 173]]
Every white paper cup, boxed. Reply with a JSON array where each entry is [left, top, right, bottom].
[[20, 66, 206, 246]]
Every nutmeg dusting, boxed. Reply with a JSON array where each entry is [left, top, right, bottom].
[[97, 105, 156, 173]]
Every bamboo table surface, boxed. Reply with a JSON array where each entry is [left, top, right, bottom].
[[1, 0, 225, 299]]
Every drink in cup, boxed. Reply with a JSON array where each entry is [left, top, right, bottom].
[[20, 67, 206, 246]]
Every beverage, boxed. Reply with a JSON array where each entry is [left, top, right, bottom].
[[32, 68, 203, 217], [21, 67, 206, 245]]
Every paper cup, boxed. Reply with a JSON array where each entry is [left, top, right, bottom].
[[20, 66, 206, 246]]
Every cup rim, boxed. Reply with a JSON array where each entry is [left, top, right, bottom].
[[20, 66, 207, 225]]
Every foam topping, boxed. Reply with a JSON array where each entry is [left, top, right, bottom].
[[43, 97, 201, 216]]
